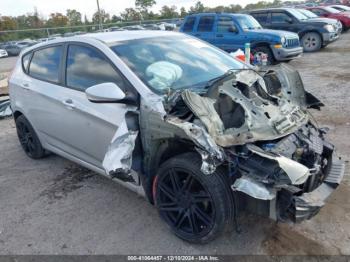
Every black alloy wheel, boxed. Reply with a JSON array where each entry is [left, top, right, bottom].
[[15, 115, 45, 159], [154, 153, 233, 243]]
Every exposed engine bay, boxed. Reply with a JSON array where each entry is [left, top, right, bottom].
[[103, 63, 345, 223]]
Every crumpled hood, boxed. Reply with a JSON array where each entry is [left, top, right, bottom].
[[180, 64, 312, 147]]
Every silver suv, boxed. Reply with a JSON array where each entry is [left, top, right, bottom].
[[9, 31, 345, 243]]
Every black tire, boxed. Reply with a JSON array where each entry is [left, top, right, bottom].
[[15, 115, 45, 159], [252, 46, 275, 65], [301, 32, 322, 52], [153, 152, 233, 244]]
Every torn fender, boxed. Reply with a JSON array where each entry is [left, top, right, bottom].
[[103, 119, 138, 176]]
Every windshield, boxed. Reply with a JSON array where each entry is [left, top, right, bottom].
[[288, 9, 309, 20], [236, 15, 262, 30], [334, 5, 350, 11], [110, 35, 243, 93], [297, 9, 318, 18], [323, 6, 341, 13]]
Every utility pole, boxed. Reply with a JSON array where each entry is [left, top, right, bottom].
[[96, 0, 103, 30]]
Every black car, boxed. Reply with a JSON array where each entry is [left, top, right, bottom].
[[249, 8, 339, 52]]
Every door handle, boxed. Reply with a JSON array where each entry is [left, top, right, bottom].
[[216, 34, 223, 37], [22, 83, 30, 90], [62, 99, 76, 109]]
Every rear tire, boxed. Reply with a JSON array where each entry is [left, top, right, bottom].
[[154, 152, 233, 244], [252, 46, 275, 65], [301, 32, 322, 52], [15, 115, 45, 159]]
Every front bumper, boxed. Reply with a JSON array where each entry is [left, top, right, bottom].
[[270, 45, 303, 61], [277, 156, 345, 223], [322, 32, 339, 45]]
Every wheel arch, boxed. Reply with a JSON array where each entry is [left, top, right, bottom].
[[142, 138, 199, 204]]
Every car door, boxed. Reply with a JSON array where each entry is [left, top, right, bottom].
[[194, 15, 216, 44], [214, 15, 244, 52], [252, 12, 270, 28], [269, 11, 298, 33], [26, 43, 137, 169]]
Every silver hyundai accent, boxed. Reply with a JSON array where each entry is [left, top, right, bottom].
[[9, 31, 345, 243]]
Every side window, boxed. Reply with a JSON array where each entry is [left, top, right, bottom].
[[22, 52, 32, 73], [271, 12, 291, 23], [29, 46, 63, 83], [197, 16, 215, 32], [253, 13, 269, 24], [66, 44, 128, 92], [217, 16, 235, 33], [312, 9, 326, 16], [183, 17, 196, 32]]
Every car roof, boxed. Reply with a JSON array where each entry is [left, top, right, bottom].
[[21, 30, 184, 53], [249, 7, 293, 12], [186, 12, 251, 17], [80, 30, 181, 44]]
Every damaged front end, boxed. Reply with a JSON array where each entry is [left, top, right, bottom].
[[160, 63, 345, 223]]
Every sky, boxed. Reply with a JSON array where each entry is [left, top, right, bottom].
[[1, 0, 268, 19]]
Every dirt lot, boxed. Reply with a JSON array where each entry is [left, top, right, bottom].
[[0, 34, 349, 255]]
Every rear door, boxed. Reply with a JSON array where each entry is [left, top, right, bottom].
[[214, 15, 243, 52], [194, 15, 216, 44], [251, 12, 270, 28]]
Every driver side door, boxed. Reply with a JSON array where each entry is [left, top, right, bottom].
[[49, 43, 137, 169], [214, 16, 245, 52]]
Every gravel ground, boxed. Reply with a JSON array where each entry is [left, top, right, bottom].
[[0, 33, 349, 255]]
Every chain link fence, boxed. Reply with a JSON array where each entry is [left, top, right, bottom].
[[0, 18, 182, 43]]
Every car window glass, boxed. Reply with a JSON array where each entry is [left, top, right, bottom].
[[217, 16, 235, 32], [183, 17, 196, 32], [197, 16, 215, 32], [66, 44, 128, 92], [311, 9, 326, 15], [29, 46, 62, 83], [22, 53, 31, 73], [253, 13, 269, 24], [271, 12, 291, 23]]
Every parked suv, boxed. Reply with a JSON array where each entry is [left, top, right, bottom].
[[9, 31, 345, 243], [180, 13, 302, 64], [249, 8, 339, 52]]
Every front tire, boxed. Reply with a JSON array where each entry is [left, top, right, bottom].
[[252, 46, 275, 65], [15, 115, 45, 159], [154, 152, 233, 244], [301, 32, 322, 52]]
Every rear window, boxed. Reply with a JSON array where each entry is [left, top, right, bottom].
[[197, 16, 215, 32], [252, 13, 269, 24], [29, 46, 63, 83], [183, 17, 196, 32]]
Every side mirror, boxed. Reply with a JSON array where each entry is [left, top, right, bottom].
[[285, 17, 293, 23], [85, 82, 125, 103], [229, 25, 238, 33]]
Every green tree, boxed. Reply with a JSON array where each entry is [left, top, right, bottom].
[[92, 9, 110, 24], [159, 5, 178, 19], [66, 9, 82, 26], [120, 8, 142, 21], [46, 13, 68, 27], [135, 0, 156, 11], [189, 1, 206, 13], [180, 7, 187, 17]]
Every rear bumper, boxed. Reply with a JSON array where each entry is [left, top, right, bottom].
[[277, 156, 345, 223], [270, 45, 303, 61], [322, 32, 340, 45]]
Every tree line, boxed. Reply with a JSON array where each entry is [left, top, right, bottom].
[[0, 0, 285, 41]]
